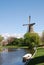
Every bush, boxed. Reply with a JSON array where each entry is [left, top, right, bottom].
[[24, 33, 41, 49]]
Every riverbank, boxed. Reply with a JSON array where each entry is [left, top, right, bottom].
[[0, 45, 35, 56], [27, 47, 44, 65], [0, 45, 29, 52], [0, 46, 2, 51], [3, 45, 29, 48]]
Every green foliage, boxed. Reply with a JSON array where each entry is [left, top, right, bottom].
[[0, 35, 4, 46], [7, 38, 19, 46], [6, 32, 41, 49], [0, 35, 4, 42], [24, 33, 41, 48], [18, 38, 24, 46], [41, 30, 44, 44], [7, 37, 24, 46]]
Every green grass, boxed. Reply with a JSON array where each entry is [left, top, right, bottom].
[[34, 47, 44, 57], [36, 63, 44, 65], [0, 45, 28, 48], [3, 45, 28, 48], [34, 47, 44, 65], [27, 47, 44, 65]]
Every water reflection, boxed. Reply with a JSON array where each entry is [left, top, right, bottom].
[[0, 48, 31, 65], [2, 48, 8, 53], [0, 53, 3, 65]]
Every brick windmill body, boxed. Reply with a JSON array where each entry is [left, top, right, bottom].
[[23, 16, 35, 33]]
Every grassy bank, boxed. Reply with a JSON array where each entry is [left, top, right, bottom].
[[0, 46, 3, 51], [4, 45, 29, 48], [34, 47, 44, 57], [27, 47, 44, 65], [0, 45, 28, 49]]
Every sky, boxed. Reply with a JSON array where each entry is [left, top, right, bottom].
[[0, 0, 44, 37]]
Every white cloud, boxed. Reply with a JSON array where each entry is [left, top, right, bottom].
[[1, 33, 24, 39], [37, 32, 42, 36], [1, 32, 42, 40]]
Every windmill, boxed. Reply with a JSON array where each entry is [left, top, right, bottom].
[[23, 16, 35, 33]]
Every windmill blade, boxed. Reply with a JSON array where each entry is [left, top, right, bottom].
[[27, 25, 29, 32], [29, 16, 31, 24], [27, 24, 30, 32], [30, 23, 35, 26], [23, 24, 30, 26]]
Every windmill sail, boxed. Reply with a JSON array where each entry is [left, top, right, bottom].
[[29, 16, 31, 24], [23, 16, 35, 33]]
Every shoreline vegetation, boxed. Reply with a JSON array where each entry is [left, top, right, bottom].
[[0, 45, 29, 52], [0, 32, 44, 65], [27, 47, 44, 65], [3, 46, 29, 48]]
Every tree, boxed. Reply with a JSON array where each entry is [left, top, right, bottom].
[[7, 37, 19, 46], [41, 30, 44, 43], [0, 35, 4, 42], [18, 38, 24, 46], [24, 33, 40, 49], [0, 35, 4, 46]]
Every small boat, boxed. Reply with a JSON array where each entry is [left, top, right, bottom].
[[23, 53, 32, 62]]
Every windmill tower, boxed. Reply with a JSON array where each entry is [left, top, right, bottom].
[[23, 16, 35, 33]]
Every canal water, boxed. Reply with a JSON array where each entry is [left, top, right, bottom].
[[0, 48, 31, 65]]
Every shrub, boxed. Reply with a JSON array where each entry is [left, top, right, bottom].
[[24, 33, 41, 49]]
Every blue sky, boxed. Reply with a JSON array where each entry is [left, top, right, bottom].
[[0, 0, 44, 35]]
